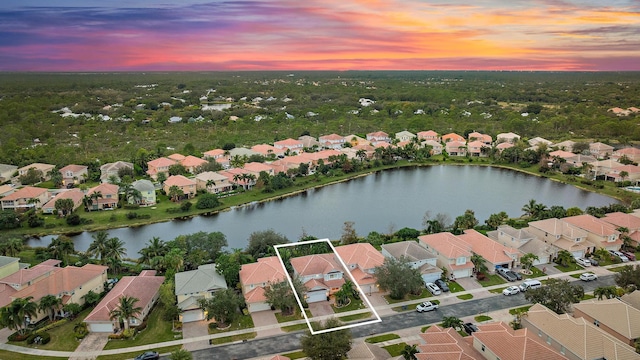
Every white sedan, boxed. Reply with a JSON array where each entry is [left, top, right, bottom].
[[416, 301, 439, 312], [580, 272, 598, 281], [502, 285, 520, 296]]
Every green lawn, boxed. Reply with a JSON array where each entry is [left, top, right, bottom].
[[474, 315, 492, 322], [478, 275, 507, 287], [96, 345, 183, 360], [103, 306, 180, 351], [339, 312, 372, 322], [274, 309, 310, 323], [208, 314, 254, 335], [210, 332, 257, 345], [281, 350, 307, 359], [281, 323, 309, 332], [382, 342, 408, 356], [509, 306, 532, 315], [608, 265, 631, 273], [456, 294, 474, 300], [332, 297, 366, 313], [0, 350, 67, 360], [365, 333, 400, 343], [384, 289, 431, 304], [554, 263, 582, 272], [448, 281, 465, 293]]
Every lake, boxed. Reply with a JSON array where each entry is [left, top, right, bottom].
[[28, 165, 619, 257]]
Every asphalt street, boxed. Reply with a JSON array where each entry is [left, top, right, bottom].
[[182, 275, 616, 360]]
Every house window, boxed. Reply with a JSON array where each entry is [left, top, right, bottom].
[[546, 335, 551, 344], [594, 320, 600, 327], [456, 257, 466, 265], [560, 346, 565, 355], [481, 345, 485, 351]]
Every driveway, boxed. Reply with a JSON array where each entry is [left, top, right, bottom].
[[250, 310, 283, 337], [69, 333, 109, 360], [308, 301, 334, 318], [182, 320, 211, 352]]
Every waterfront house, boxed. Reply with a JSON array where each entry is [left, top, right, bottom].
[[335, 243, 384, 294], [239, 257, 287, 313], [131, 179, 156, 206], [163, 175, 196, 199], [418, 232, 474, 279], [381, 241, 441, 284], [41, 188, 84, 215], [99, 161, 133, 183], [86, 183, 119, 210], [175, 264, 227, 323], [59, 164, 88, 187], [290, 253, 345, 303], [0, 186, 49, 211]]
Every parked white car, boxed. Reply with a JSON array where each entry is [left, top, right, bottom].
[[425, 282, 442, 296], [580, 272, 598, 281], [575, 258, 591, 267], [416, 301, 439, 312], [502, 285, 520, 296]]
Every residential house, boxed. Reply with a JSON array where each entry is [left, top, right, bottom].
[[84, 270, 164, 333], [244, 162, 275, 177], [335, 243, 384, 294], [344, 134, 370, 147], [59, 164, 88, 187], [131, 179, 156, 206], [417, 325, 484, 359], [203, 149, 225, 160], [591, 159, 622, 178], [195, 171, 233, 194], [0, 186, 49, 211], [467, 132, 492, 145], [99, 161, 133, 183], [445, 140, 467, 156], [146, 157, 176, 180], [395, 130, 416, 143], [563, 214, 622, 252], [0, 185, 14, 198], [418, 233, 474, 279], [496, 132, 521, 144], [41, 188, 84, 215], [252, 144, 284, 158], [620, 290, 640, 311], [613, 147, 640, 163], [0, 164, 17, 183], [174, 264, 228, 323], [606, 164, 640, 182], [527, 218, 589, 260], [346, 342, 391, 360], [381, 241, 441, 283], [239, 256, 287, 313], [180, 155, 208, 174], [467, 140, 488, 157], [298, 135, 322, 150], [17, 163, 55, 181], [602, 212, 640, 247], [528, 137, 553, 148], [290, 253, 345, 303], [487, 225, 552, 266], [421, 140, 443, 155], [0, 256, 21, 279], [270, 156, 312, 175], [219, 168, 255, 189], [228, 147, 259, 159], [590, 142, 615, 159], [522, 303, 640, 360], [472, 322, 569, 360], [564, 154, 596, 168], [167, 153, 186, 163], [318, 134, 345, 150], [163, 175, 197, 199], [441, 132, 465, 143], [274, 138, 304, 155], [549, 150, 575, 160], [457, 229, 520, 272], [573, 299, 640, 347], [366, 131, 390, 144], [552, 140, 576, 152], [496, 142, 514, 152], [416, 130, 440, 142], [86, 183, 119, 210]]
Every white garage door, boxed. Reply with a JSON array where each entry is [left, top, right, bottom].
[[571, 251, 584, 258], [453, 269, 470, 279], [306, 290, 327, 303], [422, 273, 440, 284], [181, 310, 204, 323], [89, 323, 113, 333], [248, 302, 272, 313]]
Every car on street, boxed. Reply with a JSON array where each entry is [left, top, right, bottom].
[[502, 285, 520, 296], [434, 279, 450, 292], [134, 352, 160, 360], [609, 250, 629, 262], [463, 322, 479, 335], [425, 282, 442, 296], [496, 268, 518, 282], [416, 301, 439, 312], [580, 272, 598, 281]]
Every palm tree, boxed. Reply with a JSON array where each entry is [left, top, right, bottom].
[[0, 296, 38, 335], [442, 316, 464, 330], [38, 294, 62, 322], [138, 237, 168, 266], [109, 295, 142, 332], [519, 253, 539, 272], [205, 179, 216, 192], [48, 235, 75, 266], [82, 195, 93, 211], [104, 237, 127, 275], [521, 199, 538, 218], [470, 252, 488, 276], [400, 344, 418, 360], [2, 237, 23, 257], [355, 149, 367, 162], [555, 250, 575, 268], [168, 185, 184, 202], [87, 230, 109, 263], [169, 349, 193, 360], [594, 286, 618, 300], [594, 247, 611, 262]]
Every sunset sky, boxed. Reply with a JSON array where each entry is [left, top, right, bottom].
[[1, 0, 639, 71]]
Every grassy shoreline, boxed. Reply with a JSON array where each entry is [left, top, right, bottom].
[[6, 158, 638, 238]]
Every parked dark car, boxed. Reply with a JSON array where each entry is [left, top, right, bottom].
[[134, 352, 159, 360], [434, 279, 450, 292], [507, 270, 522, 281], [497, 267, 517, 282], [463, 322, 479, 334]]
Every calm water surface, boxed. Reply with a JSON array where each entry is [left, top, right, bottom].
[[28, 166, 618, 257]]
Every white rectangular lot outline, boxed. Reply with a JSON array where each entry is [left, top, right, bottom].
[[274, 238, 382, 335]]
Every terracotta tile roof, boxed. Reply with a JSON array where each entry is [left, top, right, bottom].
[[274, 138, 303, 147], [304, 278, 329, 290], [239, 257, 286, 286], [87, 183, 119, 197], [574, 299, 640, 340], [528, 218, 588, 240], [367, 131, 389, 138], [418, 233, 472, 259], [524, 303, 640, 360], [59, 164, 87, 173], [270, 355, 291, 360], [549, 150, 575, 159], [496, 142, 514, 150], [319, 133, 344, 142], [615, 147, 640, 156], [18, 163, 55, 173], [0, 283, 17, 307], [474, 321, 568, 360], [84, 272, 164, 323], [349, 267, 376, 285], [417, 130, 439, 138], [0, 186, 48, 201], [346, 342, 391, 360], [164, 175, 196, 187], [168, 153, 186, 161], [0, 260, 61, 288], [42, 188, 84, 210], [203, 149, 225, 157], [563, 214, 622, 248], [335, 243, 384, 270], [180, 155, 207, 167], [604, 212, 640, 231], [244, 286, 267, 303], [243, 162, 273, 173], [418, 325, 483, 359], [442, 133, 465, 142], [251, 144, 283, 155], [458, 229, 518, 264], [290, 253, 343, 277], [147, 157, 176, 168]]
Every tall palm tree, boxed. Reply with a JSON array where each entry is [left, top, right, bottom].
[[470, 252, 488, 276], [3, 237, 23, 257], [109, 296, 142, 332], [48, 235, 75, 266], [555, 250, 575, 268], [401, 344, 419, 360], [138, 237, 168, 266], [594, 286, 618, 300], [521, 199, 538, 218], [87, 230, 109, 263], [168, 185, 183, 202], [104, 237, 127, 263], [0, 297, 38, 335], [38, 294, 62, 322], [442, 316, 464, 330]]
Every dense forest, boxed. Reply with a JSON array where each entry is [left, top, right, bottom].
[[0, 71, 639, 167]]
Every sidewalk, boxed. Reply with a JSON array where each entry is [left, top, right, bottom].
[[0, 262, 622, 359]]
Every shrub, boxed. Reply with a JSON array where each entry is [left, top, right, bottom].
[[36, 318, 68, 333], [27, 332, 50, 345], [8, 332, 30, 342], [122, 328, 135, 338], [66, 213, 82, 225], [126, 212, 138, 219], [123, 203, 140, 210], [180, 201, 193, 212], [108, 333, 123, 340]]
